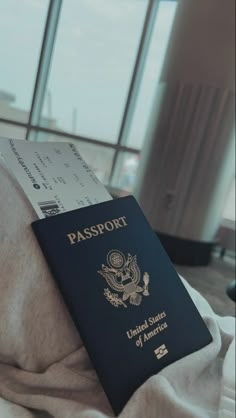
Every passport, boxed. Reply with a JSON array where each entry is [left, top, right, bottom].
[[32, 196, 212, 415]]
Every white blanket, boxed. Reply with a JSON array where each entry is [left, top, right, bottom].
[[0, 162, 235, 418]]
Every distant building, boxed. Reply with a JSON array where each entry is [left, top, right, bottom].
[[0, 89, 57, 140]]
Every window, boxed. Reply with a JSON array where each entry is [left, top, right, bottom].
[[40, 0, 148, 142], [0, 0, 49, 122], [0, 0, 178, 191], [222, 178, 235, 222], [111, 152, 140, 192], [0, 123, 26, 141], [126, 0, 178, 149]]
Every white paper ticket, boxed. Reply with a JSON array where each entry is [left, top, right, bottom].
[[0, 138, 112, 218]]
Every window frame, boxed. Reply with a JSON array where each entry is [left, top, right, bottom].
[[0, 0, 170, 189]]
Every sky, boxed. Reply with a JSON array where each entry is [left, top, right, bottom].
[[0, 0, 177, 147]]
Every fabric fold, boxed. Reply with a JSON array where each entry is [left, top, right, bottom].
[[0, 161, 235, 418]]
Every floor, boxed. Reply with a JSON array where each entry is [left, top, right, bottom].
[[176, 255, 235, 317]]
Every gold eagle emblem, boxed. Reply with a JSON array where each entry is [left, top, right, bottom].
[[98, 250, 150, 308]]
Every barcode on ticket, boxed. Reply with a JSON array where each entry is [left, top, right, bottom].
[[38, 200, 61, 217]]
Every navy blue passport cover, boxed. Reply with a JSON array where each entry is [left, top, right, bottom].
[[32, 196, 212, 415]]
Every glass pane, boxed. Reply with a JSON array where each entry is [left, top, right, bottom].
[[40, 0, 148, 143], [126, 0, 178, 149], [0, 1, 49, 122], [29, 130, 114, 185], [0, 123, 26, 140], [111, 152, 140, 192], [222, 178, 235, 221]]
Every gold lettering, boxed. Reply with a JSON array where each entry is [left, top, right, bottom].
[[119, 216, 128, 226], [148, 311, 166, 326], [126, 330, 133, 339], [77, 231, 86, 241], [113, 218, 122, 229], [143, 322, 168, 342], [83, 228, 93, 239], [67, 233, 77, 245], [90, 225, 99, 236], [97, 224, 105, 234], [66, 215, 128, 244], [126, 320, 149, 340], [104, 221, 114, 231]]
